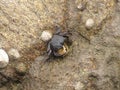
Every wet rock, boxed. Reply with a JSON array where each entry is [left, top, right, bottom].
[[0, 49, 9, 69], [85, 18, 95, 29], [0, 0, 119, 90], [15, 62, 27, 76], [8, 48, 20, 60]]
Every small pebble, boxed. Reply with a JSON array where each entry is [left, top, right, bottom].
[[15, 62, 27, 75], [77, 3, 86, 11], [8, 48, 20, 60], [85, 18, 94, 29], [41, 30, 53, 42], [0, 49, 9, 69]]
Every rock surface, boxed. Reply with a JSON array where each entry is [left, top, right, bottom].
[[0, 0, 120, 90]]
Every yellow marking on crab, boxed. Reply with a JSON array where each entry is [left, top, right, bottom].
[[57, 43, 69, 56]]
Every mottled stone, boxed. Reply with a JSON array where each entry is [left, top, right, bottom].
[[15, 62, 27, 75]]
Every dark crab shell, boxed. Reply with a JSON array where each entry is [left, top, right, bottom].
[[50, 35, 65, 51], [46, 26, 71, 58], [47, 35, 69, 57]]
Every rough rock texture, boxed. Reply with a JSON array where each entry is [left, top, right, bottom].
[[0, 0, 120, 90]]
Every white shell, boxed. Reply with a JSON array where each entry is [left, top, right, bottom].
[[77, 3, 84, 11], [0, 49, 9, 68], [85, 18, 94, 29], [41, 30, 52, 42]]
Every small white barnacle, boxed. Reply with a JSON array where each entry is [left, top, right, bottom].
[[0, 49, 9, 68], [85, 18, 94, 29], [41, 30, 53, 42]]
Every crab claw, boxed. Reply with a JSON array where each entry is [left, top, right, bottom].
[[54, 43, 69, 57]]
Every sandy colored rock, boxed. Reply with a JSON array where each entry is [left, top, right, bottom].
[[0, 0, 120, 90]]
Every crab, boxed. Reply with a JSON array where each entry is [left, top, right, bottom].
[[47, 27, 71, 58]]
